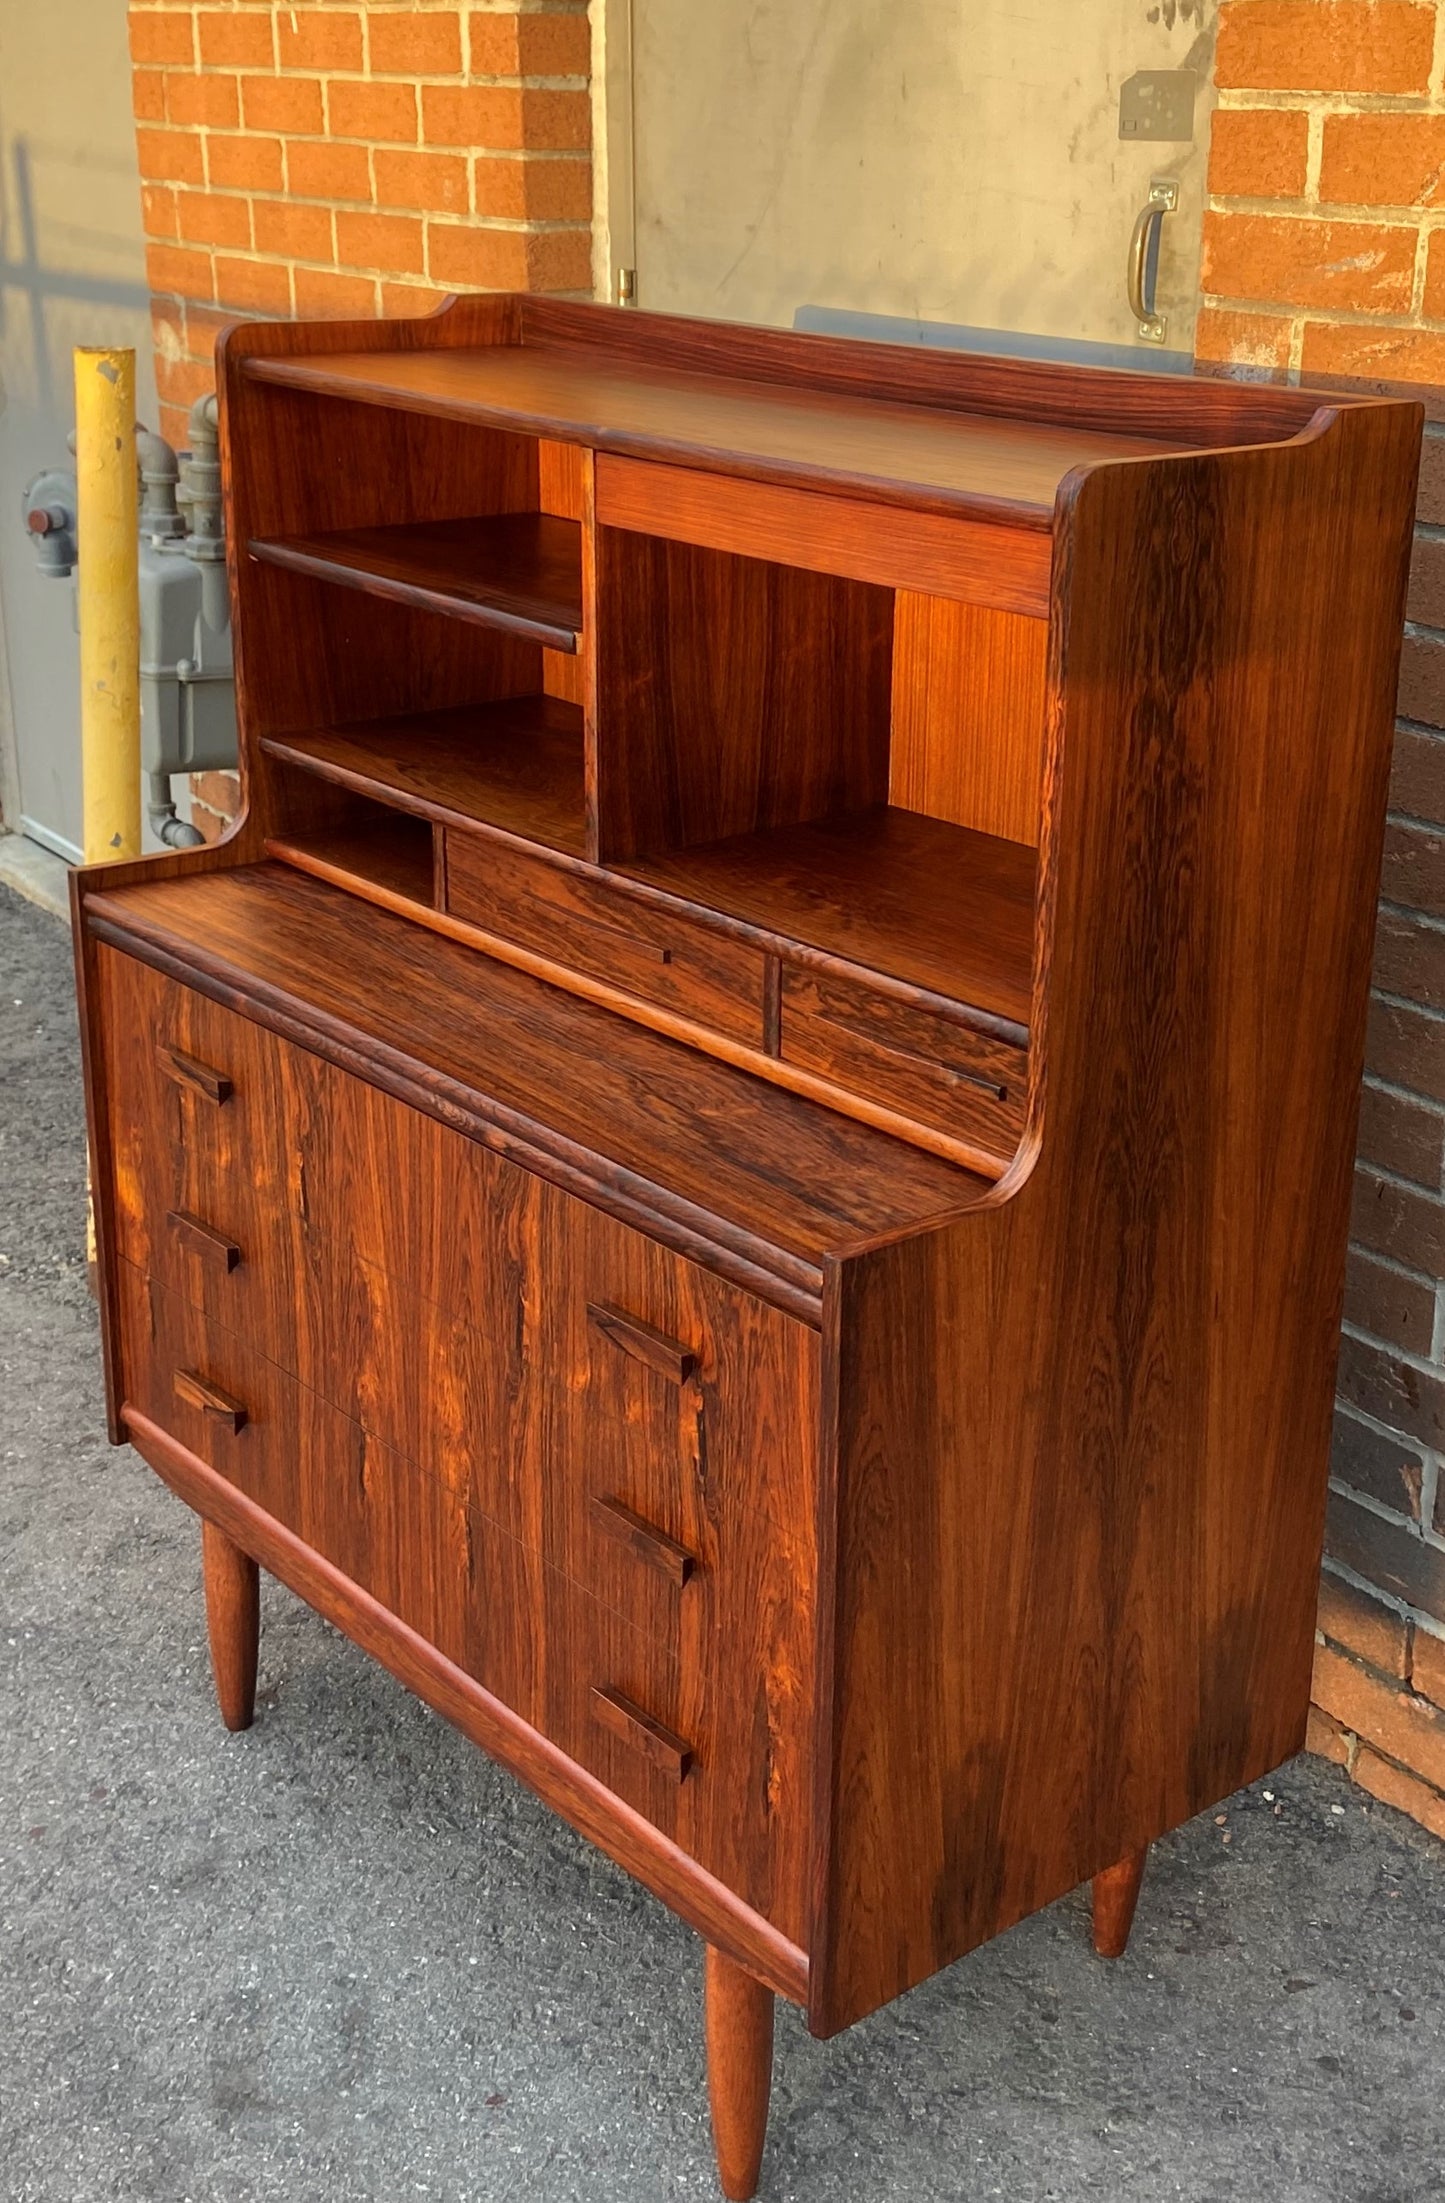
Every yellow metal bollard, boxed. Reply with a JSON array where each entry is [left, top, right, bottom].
[[73, 346, 140, 864]]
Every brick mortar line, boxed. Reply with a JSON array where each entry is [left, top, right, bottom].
[[1198, 290, 1445, 330], [1334, 1399, 1442, 1474], [1210, 198, 1445, 235], [1348, 1163, 1436, 1216], [1375, 891, 1445, 932], [1346, 1232, 1445, 1288], [1327, 1469, 1445, 1550], [1371, 984, 1445, 1024], [1214, 92, 1445, 116], [1325, 1552, 1445, 1643], [1339, 1313, 1445, 1379], [1205, 200, 1445, 226], [1363, 1069, 1445, 1114]]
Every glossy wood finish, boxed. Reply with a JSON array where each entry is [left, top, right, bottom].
[[246, 343, 1201, 528], [250, 513, 584, 651], [71, 298, 1421, 2195], [811, 400, 1421, 2036], [519, 295, 1333, 447], [443, 828, 768, 1045], [1092, 1847, 1149, 1959], [86, 872, 985, 1313], [705, 1945, 775, 2202], [890, 595, 1049, 847], [272, 815, 437, 908], [127, 1402, 810, 2003], [201, 1519, 259, 1732], [627, 807, 1036, 1030], [591, 527, 893, 864], [595, 454, 1052, 617], [263, 696, 586, 855], [780, 965, 1026, 1154]]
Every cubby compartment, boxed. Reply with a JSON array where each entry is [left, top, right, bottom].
[[266, 773, 438, 912], [234, 333, 1058, 1170], [263, 693, 586, 858], [239, 382, 590, 869]]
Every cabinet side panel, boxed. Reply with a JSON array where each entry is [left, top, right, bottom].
[[811, 402, 1421, 2035]]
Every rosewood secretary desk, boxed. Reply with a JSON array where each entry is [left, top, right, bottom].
[[73, 298, 1418, 2196]]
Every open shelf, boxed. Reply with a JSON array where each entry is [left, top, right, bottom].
[[269, 811, 436, 909], [624, 807, 1036, 1031], [249, 513, 584, 651], [262, 695, 587, 858]]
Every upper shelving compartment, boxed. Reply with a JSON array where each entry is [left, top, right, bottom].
[[250, 512, 583, 652], [244, 344, 1190, 532]]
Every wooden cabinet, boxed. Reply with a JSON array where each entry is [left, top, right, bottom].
[[72, 297, 1420, 2196]]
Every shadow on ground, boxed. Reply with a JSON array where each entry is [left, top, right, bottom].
[[3, 881, 1443, 2203]]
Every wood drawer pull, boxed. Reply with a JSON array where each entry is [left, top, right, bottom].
[[591, 1495, 696, 1587], [167, 1210, 241, 1271], [173, 1367, 248, 1433], [591, 1686, 693, 1782], [587, 1302, 697, 1384], [160, 1045, 233, 1105]]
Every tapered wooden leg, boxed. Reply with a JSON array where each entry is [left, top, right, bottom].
[[1092, 1844, 1148, 1958], [704, 1945, 774, 2201], [201, 1519, 259, 1732]]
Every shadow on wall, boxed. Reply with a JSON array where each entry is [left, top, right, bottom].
[[0, 123, 154, 419]]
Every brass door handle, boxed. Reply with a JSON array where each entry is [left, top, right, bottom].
[[1126, 176, 1178, 345]]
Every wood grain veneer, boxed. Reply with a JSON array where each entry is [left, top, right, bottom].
[[262, 695, 586, 856], [809, 398, 1421, 2036], [594, 454, 1051, 618], [890, 594, 1049, 846], [86, 874, 984, 1312], [70, 295, 1420, 2197], [250, 512, 584, 652]]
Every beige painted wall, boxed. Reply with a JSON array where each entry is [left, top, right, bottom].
[[599, 0, 1216, 353], [0, 0, 157, 859]]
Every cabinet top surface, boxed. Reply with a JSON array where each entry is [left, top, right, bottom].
[[84, 863, 985, 1298], [245, 341, 1200, 527]]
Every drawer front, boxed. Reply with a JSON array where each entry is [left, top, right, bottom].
[[442, 831, 767, 1046], [98, 945, 308, 1349], [100, 950, 816, 1937], [780, 964, 1027, 1155], [119, 1256, 810, 1940], [116, 1260, 476, 1662]]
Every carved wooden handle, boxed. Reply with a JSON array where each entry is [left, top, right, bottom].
[[591, 1685, 693, 1781], [587, 1301, 697, 1384], [159, 1045, 233, 1105], [591, 1494, 696, 1586], [173, 1367, 248, 1433], [167, 1209, 241, 1271]]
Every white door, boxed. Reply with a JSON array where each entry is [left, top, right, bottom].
[[0, 0, 158, 861], [600, 0, 1215, 358]]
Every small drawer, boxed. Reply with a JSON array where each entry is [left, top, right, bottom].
[[442, 832, 766, 1045], [780, 965, 1027, 1158]]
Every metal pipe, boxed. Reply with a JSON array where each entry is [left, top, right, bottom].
[[74, 347, 140, 862]]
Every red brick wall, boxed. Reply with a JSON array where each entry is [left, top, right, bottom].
[[129, 0, 592, 447], [126, 0, 592, 834], [1199, 0, 1445, 1837]]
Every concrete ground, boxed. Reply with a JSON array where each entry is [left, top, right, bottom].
[[3, 872, 1444, 2203]]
